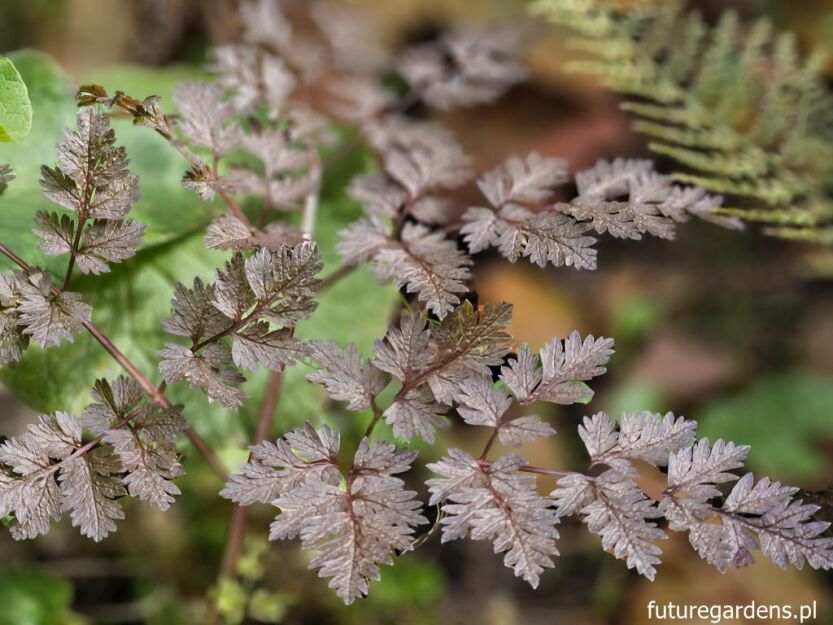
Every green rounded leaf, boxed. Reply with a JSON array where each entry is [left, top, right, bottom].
[[0, 57, 32, 143]]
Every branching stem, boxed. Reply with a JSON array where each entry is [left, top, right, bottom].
[[476, 459, 577, 478], [213, 160, 322, 604], [219, 368, 285, 582], [479, 429, 500, 460], [62, 216, 86, 290], [0, 240, 228, 483], [320, 265, 356, 290], [363, 397, 384, 439], [149, 119, 254, 230]]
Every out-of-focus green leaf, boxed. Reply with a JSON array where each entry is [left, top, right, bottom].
[[0, 57, 32, 142], [248, 589, 290, 623], [365, 556, 444, 620], [609, 293, 662, 345], [0, 569, 79, 625], [0, 51, 70, 184], [212, 578, 247, 625], [698, 372, 833, 481], [603, 381, 666, 419], [238, 537, 269, 582]]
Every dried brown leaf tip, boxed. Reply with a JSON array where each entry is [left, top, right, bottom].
[[75, 84, 109, 107], [76, 85, 168, 131]]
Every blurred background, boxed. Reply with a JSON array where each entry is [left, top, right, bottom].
[[0, 0, 832, 623]]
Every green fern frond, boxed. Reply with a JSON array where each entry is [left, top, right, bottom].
[[764, 227, 833, 245], [531, 0, 833, 245], [713, 208, 824, 227]]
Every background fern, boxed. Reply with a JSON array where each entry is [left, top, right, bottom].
[[531, 0, 833, 244]]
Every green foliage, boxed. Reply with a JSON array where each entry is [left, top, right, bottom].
[[212, 538, 292, 625], [248, 589, 289, 623], [603, 380, 666, 418], [0, 57, 32, 143], [698, 372, 833, 481], [363, 557, 445, 622], [212, 578, 248, 625], [609, 293, 662, 345], [0, 569, 80, 625], [0, 50, 396, 446], [531, 0, 833, 243]]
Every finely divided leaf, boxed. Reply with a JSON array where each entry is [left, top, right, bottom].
[[173, 81, 241, 156], [499, 346, 543, 402], [225, 424, 425, 604], [578, 412, 620, 460], [230, 322, 306, 371], [348, 173, 406, 217], [477, 152, 568, 207], [456, 375, 512, 428], [205, 214, 253, 251], [462, 204, 597, 270], [456, 375, 554, 446], [663, 469, 833, 573], [75, 219, 145, 274], [429, 452, 559, 587], [212, 252, 256, 321], [576, 473, 666, 580], [383, 146, 471, 198], [425, 301, 513, 404], [243, 243, 322, 325], [162, 278, 228, 341], [307, 340, 388, 411], [159, 343, 246, 409], [398, 28, 526, 109], [33, 211, 74, 257], [666, 438, 749, 500], [59, 447, 126, 542], [383, 387, 447, 444], [566, 159, 725, 240], [518, 331, 614, 405], [582, 411, 697, 467], [372, 223, 471, 319], [221, 422, 341, 506], [336, 216, 391, 266], [372, 311, 433, 382], [426, 448, 484, 506], [15, 271, 91, 348], [40, 109, 139, 219]]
